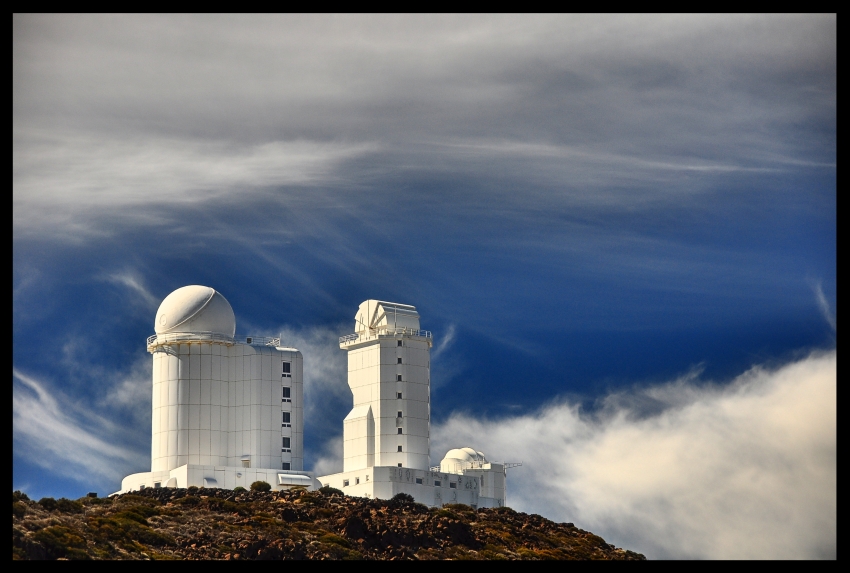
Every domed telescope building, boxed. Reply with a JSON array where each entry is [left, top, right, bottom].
[[317, 300, 512, 509], [116, 286, 317, 493]]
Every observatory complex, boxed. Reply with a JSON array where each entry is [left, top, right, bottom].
[[118, 287, 513, 508]]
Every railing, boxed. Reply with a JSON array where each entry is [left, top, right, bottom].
[[147, 333, 284, 349], [339, 327, 432, 345]]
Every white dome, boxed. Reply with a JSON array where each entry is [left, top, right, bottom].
[[440, 447, 487, 473], [154, 285, 236, 337]]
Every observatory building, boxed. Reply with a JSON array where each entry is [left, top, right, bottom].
[[317, 300, 509, 509], [116, 285, 317, 493]]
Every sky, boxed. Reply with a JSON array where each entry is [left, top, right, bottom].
[[13, 14, 835, 559]]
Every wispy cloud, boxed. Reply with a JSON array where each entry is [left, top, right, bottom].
[[13, 369, 148, 489], [102, 270, 160, 310], [432, 350, 836, 559], [431, 323, 456, 359], [810, 280, 836, 331]]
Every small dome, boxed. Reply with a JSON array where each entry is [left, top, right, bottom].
[[154, 285, 236, 337], [440, 447, 487, 473]]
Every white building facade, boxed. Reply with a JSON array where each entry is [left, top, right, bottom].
[[318, 300, 509, 508], [116, 285, 317, 493]]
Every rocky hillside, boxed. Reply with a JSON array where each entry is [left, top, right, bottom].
[[12, 488, 645, 560]]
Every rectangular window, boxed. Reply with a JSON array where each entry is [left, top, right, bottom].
[[343, 479, 349, 487], [397, 445, 403, 452], [355, 478, 360, 485], [397, 357, 402, 364], [154, 482, 161, 488], [282, 411, 291, 427], [397, 340, 403, 347], [397, 375, 402, 381], [282, 437, 291, 452], [397, 411, 402, 418], [397, 428, 403, 434], [450, 482, 457, 489], [397, 463, 402, 467], [282, 462, 291, 470], [434, 480, 441, 487], [282, 386, 291, 402], [282, 361, 291, 378], [416, 478, 423, 485], [242, 460, 250, 468], [397, 392, 402, 399]]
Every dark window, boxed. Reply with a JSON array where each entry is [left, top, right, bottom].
[[343, 479, 349, 487], [416, 478, 423, 484], [397, 463, 402, 467], [397, 375, 402, 381], [282, 412, 291, 427], [397, 392, 402, 399], [282, 437, 291, 448], [397, 445, 403, 452], [282, 462, 291, 470], [397, 411, 402, 418], [435, 480, 441, 487], [450, 482, 457, 489], [397, 428, 403, 434], [282, 362, 291, 378], [282, 386, 291, 402], [397, 340, 403, 347], [154, 482, 161, 488], [397, 357, 402, 364]]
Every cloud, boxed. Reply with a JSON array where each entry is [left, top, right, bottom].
[[13, 369, 148, 488], [432, 350, 836, 559], [102, 270, 160, 310], [810, 280, 836, 331], [431, 323, 456, 359]]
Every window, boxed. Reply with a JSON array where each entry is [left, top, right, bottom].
[[282, 411, 291, 427], [282, 462, 291, 470], [154, 482, 161, 489], [140, 485, 146, 490], [397, 428, 403, 434], [416, 478, 423, 485], [355, 478, 360, 485], [450, 482, 457, 489], [397, 392, 402, 399], [282, 361, 291, 378], [282, 437, 291, 452], [242, 460, 250, 468], [397, 340, 403, 347], [397, 463, 402, 467], [397, 357, 402, 364], [397, 411, 402, 418], [366, 475, 369, 482], [434, 480, 441, 487], [397, 445, 403, 452], [343, 479, 349, 487], [397, 375, 402, 381], [282, 386, 291, 402]]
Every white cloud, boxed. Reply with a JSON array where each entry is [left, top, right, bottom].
[[431, 323, 456, 359], [432, 350, 836, 559], [13, 369, 148, 488], [810, 280, 836, 331], [102, 270, 160, 310]]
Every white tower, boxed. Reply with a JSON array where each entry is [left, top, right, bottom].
[[341, 300, 432, 471], [117, 285, 315, 493]]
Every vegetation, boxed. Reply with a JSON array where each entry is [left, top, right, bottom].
[[12, 487, 645, 560], [250, 481, 271, 492]]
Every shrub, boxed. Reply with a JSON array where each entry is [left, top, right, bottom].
[[390, 492, 415, 505], [56, 498, 84, 514], [13, 501, 27, 518], [187, 486, 199, 494], [12, 491, 29, 502], [232, 486, 247, 493], [250, 481, 271, 492], [318, 486, 344, 497], [38, 497, 58, 511]]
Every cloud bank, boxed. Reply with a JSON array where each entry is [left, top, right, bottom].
[[432, 350, 836, 559]]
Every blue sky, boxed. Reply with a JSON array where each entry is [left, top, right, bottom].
[[13, 15, 835, 558]]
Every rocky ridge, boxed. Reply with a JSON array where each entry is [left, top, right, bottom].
[[12, 488, 645, 560]]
